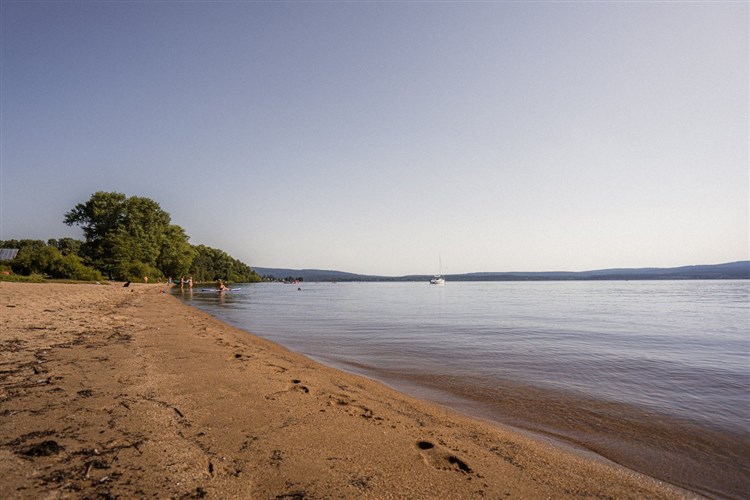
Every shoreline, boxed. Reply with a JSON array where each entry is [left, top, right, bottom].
[[1, 282, 696, 498], [178, 280, 750, 498], [329, 359, 749, 499]]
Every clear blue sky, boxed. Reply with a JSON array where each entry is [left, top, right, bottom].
[[1, 1, 747, 275]]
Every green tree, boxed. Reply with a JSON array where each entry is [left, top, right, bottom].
[[189, 245, 261, 283], [64, 192, 190, 280], [47, 238, 82, 256], [12, 245, 60, 275], [158, 225, 196, 279], [10, 243, 102, 280], [1, 239, 47, 251], [64, 192, 128, 277], [53, 253, 104, 281], [64, 191, 259, 282], [119, 196, 170, 265]]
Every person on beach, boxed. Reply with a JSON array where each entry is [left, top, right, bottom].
[[180, 276, 185, 289], [188, 276, 193, 289]]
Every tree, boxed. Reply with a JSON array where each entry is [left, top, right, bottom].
[[64, 192, 128, 277], [10, 243, 102, 281], [64, 192, 190, 280], [47, 238, 82, 256], [189, 245, 261, 283], [64, 191, 126, 241], [158, 225, 196, 278], [118, 196, 170, 265], [12, 245, 60, 275], [64, 191, 260, 283], [53, 252, 104, 281]]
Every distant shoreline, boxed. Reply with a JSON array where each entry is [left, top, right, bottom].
[[254, 260, 750, 282]]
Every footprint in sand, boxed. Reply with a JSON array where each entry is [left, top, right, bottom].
[[265, 363, 288, 374], [290, 379, 310, 394], [326, 394, 380, 421], [230, 352, 254, 361], [263, 380, 310, 401], [416, 440, 472, 474]]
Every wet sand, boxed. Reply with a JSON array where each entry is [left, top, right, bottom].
[[373, 370, 749, 499], [0, 282, 696, 498]]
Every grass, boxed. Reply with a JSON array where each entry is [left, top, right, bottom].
[[0, 274, 109, 285]]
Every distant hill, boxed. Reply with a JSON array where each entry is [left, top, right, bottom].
[[449, 261, 750, 281], [253, 261, 750, 282], [252, 267, 383, 282]]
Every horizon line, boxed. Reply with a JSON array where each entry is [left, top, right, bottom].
[[251, 260, 750, 278]]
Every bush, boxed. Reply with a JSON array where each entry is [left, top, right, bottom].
[[0, 273, 45, 283], [52, 253, 104, 281], [11, 246, 60, 275], [123, 261, 163, 282], [9, 244, 103, 281]]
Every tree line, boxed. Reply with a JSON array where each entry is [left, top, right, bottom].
[[1, 192, 261, 283]]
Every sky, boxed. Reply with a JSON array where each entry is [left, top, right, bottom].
[[1, 1, 747, 276]]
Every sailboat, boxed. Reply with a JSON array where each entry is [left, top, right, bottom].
[[430, 256, 445, 285], [430, 274, 445, 285]]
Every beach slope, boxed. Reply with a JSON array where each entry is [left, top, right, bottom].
[[0, 283, 693, 498]]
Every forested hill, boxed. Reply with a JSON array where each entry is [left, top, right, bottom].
[[254, 261, 750, 282], [253, 268, 382, 282]]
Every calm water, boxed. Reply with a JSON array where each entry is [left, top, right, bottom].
[[177, 280, 749, 498]]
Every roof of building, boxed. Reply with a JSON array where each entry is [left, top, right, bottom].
[[0, 248, 20, 261]]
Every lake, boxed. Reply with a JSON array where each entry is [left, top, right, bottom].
[[176, 280, 749, 498]]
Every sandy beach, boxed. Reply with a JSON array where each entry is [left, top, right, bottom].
[[0, 282, 696, 499]]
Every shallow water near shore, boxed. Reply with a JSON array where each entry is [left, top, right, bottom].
[[177, 280, 749, 498]]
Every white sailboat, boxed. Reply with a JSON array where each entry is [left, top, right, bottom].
[[430, 256, 445, 285], [429, 275, 445, 285]]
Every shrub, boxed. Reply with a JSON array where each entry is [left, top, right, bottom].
[[123, 261, 163, 282], [52, 253, 104, 281]]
